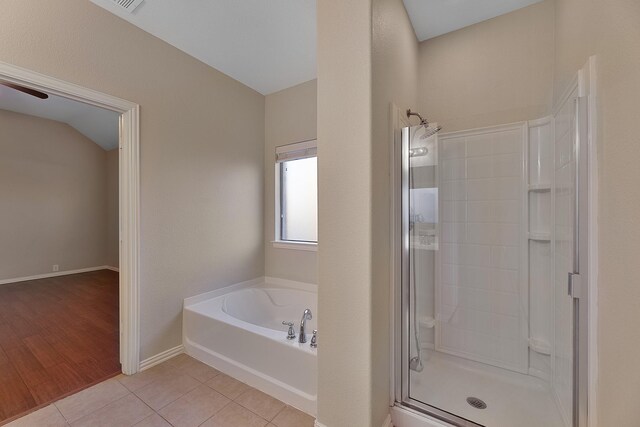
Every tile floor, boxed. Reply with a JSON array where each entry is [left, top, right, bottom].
[[5, 354, 315, 427]]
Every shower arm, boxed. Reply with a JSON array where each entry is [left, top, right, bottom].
[[406, 109, 429, 127]]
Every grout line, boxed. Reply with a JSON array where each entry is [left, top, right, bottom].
[[195, 399, 234, 427], [55, 378, 130, 424], [270, 404, 287, 424], [69, 392, 134, 425], [231, 388, 285, 423]]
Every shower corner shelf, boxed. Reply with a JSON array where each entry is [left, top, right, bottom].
[[410, 242, 438, 251], [419, 317, 436, 329], [528, 232, 551, 241], [528, 183, 551, 192], [528, 337, 552, 356]]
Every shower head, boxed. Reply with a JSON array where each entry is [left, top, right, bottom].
[[407, 109, 442, 139], [420, 124, 442, 139]]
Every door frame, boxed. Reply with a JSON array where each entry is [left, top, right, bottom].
[[0, 61, 141, 375]]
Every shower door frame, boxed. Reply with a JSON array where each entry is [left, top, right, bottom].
[[551, 56, 598, 427], [390, 104, 484, 427]]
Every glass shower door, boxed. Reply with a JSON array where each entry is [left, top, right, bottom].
[[397, 112, 587, 426]]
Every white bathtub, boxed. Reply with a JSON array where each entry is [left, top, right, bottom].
[[183, 277, 317, 415]]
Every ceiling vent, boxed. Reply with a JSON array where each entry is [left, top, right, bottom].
[[110, 0, 144, 13]]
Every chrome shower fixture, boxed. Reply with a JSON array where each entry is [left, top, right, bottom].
[[407, 109, 442, 139], [409, 146, 428, 157], [406, 109, 429, 126]]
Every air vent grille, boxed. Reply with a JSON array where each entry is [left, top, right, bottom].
[[111, 0, 144, 13]]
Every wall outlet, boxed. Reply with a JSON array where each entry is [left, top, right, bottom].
[[52, 264, 59, 272]]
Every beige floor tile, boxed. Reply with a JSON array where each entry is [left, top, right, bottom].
[[167, 355, 221, 382], [133, 413, 172, 427], [200, 402, 268, 427], [134, 372, 201, 411], [235, 389, 286, 421], [118, 363, 175, 392], [70, 394, 153, 427], [206, 373, 251, 400], [271, 406, 315, 427], [157, 384, 230, 427], [165, 353, 192, 366], [55, 378, 129, 423], [5, 404, 68, 427]]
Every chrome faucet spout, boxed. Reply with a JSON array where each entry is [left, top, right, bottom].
[[299, 309, 312, 343]]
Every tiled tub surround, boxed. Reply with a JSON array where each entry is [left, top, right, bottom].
[[6, 354, 315, 427], [183, 278, 317, 416]]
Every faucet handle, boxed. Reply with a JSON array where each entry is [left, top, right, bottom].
[[310, 329, 318, 348], [282, 321, 296, 340]]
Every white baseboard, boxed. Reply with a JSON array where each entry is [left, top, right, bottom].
[[315, 414, 392, 427], [105, 266, 120, 272], [0, 265, 116, 285], [139, 345, 184, 371]]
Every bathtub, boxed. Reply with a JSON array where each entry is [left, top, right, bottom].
[[183, 277, 317, 415]]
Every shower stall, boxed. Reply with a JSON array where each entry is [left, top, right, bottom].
[[393, 65, 593, 427]]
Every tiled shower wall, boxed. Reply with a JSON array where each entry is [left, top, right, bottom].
[[437, 125, 527, 373]]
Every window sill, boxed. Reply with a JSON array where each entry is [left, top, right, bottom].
[[271, 241, 317, 252]]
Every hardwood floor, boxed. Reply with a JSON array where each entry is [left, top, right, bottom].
[[0, 269, 120, 424]]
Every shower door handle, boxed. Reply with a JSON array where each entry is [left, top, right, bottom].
[[568, 272, 582, 299]]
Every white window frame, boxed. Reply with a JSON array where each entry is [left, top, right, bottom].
[[273, 139, 318, 251]]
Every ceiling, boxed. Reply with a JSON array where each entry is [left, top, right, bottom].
[[403, 0, 544, 41], [89, 0, 317, 95], [0, 84, 120, 150], [88, 0, 540, 95]]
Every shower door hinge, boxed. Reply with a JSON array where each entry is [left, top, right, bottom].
[[568, 273, 582, 299]]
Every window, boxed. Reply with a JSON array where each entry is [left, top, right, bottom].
[[275, 140, 317, 246]]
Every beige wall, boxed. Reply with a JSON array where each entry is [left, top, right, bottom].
[[264, 80, 318, 284], [106, 149, 119, 268], [0, 109, 108, 280], [371, 0, 419, 424], [316, 0, 418, 425], [417, 0, 555, 132], [553, 0, 640, 424], [317, 0, 374, 425], [0, 0, 265, 360]]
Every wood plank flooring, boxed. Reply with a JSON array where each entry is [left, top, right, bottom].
[[0, 269, 120, 424]]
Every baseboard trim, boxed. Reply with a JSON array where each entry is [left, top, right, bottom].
[[139, 345, 184, 371], [105, 266, 120, 272], [0, 266, 116, 285], [314, 413, 392, 427]]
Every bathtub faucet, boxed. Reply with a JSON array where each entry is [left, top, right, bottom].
[[299, 309, 312, 343]]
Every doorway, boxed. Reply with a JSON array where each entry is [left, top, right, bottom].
[[0, 61, 140, 422]]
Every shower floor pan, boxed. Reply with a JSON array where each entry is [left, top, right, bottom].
[[409, 351, 565, 427]]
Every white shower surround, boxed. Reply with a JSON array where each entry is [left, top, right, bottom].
[[183, 277, 318, 415], [435, 122, 529, 373]]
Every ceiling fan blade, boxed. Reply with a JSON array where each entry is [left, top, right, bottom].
[[1, 83, 49, 100]]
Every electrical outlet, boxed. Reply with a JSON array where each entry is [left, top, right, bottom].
[[52, 264, 59, 272]]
